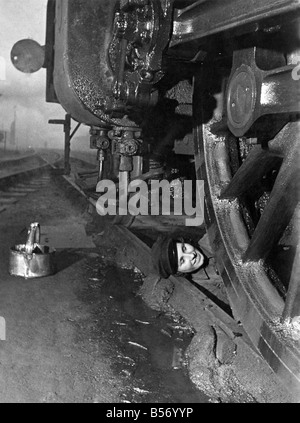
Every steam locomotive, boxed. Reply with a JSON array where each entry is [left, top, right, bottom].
[[11, 0, 300, 399]]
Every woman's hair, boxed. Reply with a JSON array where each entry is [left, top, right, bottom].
[[151, 235, 178, 278]]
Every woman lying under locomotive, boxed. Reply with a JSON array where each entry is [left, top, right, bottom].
[[151, 233, 214, 280], [151, 233, 230, 310]]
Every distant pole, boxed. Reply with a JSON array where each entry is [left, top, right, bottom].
[[64, 114, 71, 175], [1, 124, 5, 152], [48, 114, 80, 175], [0, 95, 4, 152], [14, 105, 18, 152]]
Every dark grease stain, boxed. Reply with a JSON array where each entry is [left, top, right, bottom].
[[76, 255, 209, 403]]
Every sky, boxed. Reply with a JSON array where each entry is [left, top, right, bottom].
[[0, 0, 89, 151]]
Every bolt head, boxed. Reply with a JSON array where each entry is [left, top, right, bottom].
[[227, 65, 257, 136]]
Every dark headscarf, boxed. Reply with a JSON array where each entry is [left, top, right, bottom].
[[151, 235, 178, 278]]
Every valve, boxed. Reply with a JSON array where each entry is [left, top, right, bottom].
[[90, 128, 111, 183], [107, 128, 145, 180]]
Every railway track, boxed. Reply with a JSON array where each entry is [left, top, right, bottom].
[[6, 0, 300, 404], [0, 179, 51, 214], [57, 152, 299, 402], [1, 151, 298, 402], [0, 151, 61, 214]]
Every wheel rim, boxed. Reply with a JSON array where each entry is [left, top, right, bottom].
[[193, 67, 300, 398]]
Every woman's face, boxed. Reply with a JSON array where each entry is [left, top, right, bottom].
[[176, 242, 204, 273]]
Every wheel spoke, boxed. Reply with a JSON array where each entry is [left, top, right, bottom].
[[261, 65, 300, 116], [243, 146, 300, 262], [268, 121, 299, 156], [220, 145, 281, 199], [194, 29, 300, 392]]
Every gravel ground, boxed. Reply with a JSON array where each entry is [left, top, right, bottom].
[[0, 169, 208, 403]]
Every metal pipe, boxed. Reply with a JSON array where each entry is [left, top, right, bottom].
[[97, 149, 105, 183], [170, 0, 300, 47]]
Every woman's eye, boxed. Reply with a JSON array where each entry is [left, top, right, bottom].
[[182, 245, 186, 253]]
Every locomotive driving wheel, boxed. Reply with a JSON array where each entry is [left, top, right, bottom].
[[193, 40, 300, 398]]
